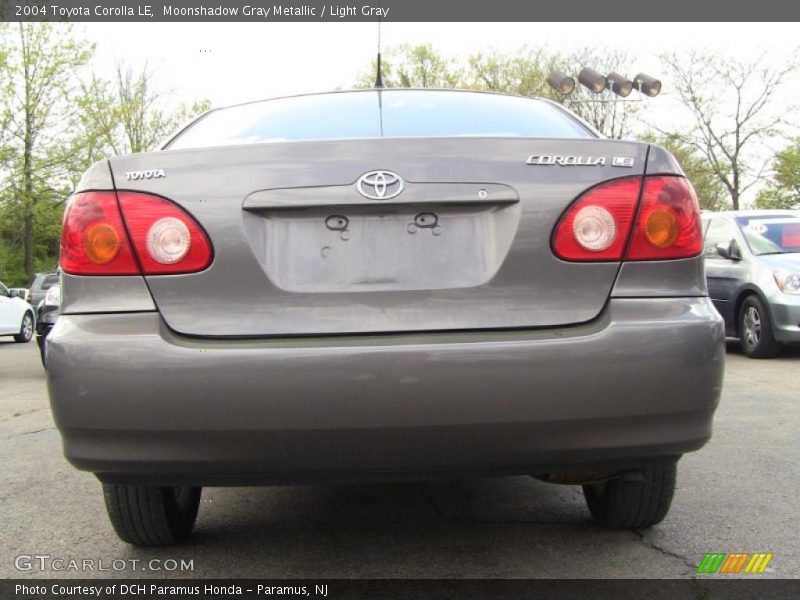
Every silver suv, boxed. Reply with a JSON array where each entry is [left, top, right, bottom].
[[702, 210, 800, 358]]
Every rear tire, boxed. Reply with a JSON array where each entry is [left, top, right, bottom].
[[13, 312, 33, 343], [582, 462, 676, 529], [739, 295, 781, 359], [103, 484, 201, 546]]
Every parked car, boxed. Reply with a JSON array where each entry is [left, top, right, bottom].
[[47, 89, 725, 546], [26, 271, 59, 307], [702, 210, 800, 358], [36, 283, 60, 365], [0, 280, 35, 343], [9, 287, 29, 300]]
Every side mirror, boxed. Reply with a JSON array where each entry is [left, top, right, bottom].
[[716, 240, 742, 262]]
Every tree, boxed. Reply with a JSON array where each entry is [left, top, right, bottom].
[[644, 133, 729, 211], [467, 47, 556, 97], [356, 44, 461, 89], [71, 63, 210, 164], [659, 51, 797, 210], [0, 23, 92, 281], [356, 44, 649, 139], [0, 25, 210, 285], [755, 140, 800, 210]]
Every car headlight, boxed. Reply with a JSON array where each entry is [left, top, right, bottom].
[[774, 270, 800, 295], [44, 284, 61, 307]]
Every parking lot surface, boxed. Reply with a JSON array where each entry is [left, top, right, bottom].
[[1, 339, 797, 579]]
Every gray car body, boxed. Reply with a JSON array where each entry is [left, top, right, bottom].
[[702, 210, 800, 343], [46, 89, 725, 485]]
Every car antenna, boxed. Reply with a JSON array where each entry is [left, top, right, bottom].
[[374, 16, 384, 88]]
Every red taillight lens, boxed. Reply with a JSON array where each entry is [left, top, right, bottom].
[[552, 175, 702, 263], [117, 192, 213, 275], [552, 177, 641, 261], [60, 191, 213, 276], [626, 176, 702, 260], [60, 192, 140, 275]]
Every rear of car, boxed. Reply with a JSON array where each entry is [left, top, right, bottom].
[[46, 90, 725, 545]]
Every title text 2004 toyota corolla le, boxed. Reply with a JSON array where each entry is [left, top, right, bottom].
[[47, 90, 725, 546]]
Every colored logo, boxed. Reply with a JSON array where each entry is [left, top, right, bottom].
[[697, 552, 773, 574]]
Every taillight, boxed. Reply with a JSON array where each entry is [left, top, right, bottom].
[[117, 192, 213, 275], [552, 177, 641, 261], [626, 176, 703, 260], [552, 175, 702, 262], [60, 192, 139, 275], [60, 191, 212, 275]]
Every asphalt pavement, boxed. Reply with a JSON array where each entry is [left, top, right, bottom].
[[1, 338, 797, 579]]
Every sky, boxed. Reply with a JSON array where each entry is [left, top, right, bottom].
[[83, 22, 798, 107], [80, 22, 799, 204]]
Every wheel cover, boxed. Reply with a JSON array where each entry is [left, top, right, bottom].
[[22, 315, 33, 339], [742, 306, 761, 349]]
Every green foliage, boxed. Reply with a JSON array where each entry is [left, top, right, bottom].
[[0, 23, 92, 282], [755, 140, 800, 209], [467, 48, 557, 97], [0, 24, 209, 283], [356, 43, 462, 89]]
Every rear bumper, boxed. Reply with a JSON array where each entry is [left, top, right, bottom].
[[46, 298, 725, 485]]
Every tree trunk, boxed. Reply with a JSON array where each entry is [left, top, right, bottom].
[[23, 121, 34, 281]]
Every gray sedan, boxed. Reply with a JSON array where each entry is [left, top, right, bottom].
[[702, 210, 800, 358], [46, 89, 725, 546]]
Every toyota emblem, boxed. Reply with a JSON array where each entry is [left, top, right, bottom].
[[356, 170, 404, 200]]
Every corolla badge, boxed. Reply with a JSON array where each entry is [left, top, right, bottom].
[[526, 155, 635, 167], [356, 170, 404, 200]]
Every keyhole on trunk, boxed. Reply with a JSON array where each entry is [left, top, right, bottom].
[[325, 215, 349, 231], [414, 213, 438, 229]]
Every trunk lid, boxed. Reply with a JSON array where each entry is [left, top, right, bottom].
[[109, 137, 648, 337]]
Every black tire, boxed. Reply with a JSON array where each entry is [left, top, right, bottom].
[[103, 484, 201, 546], [739, 295, 781, 359], [13, 312, 34, 343], [583, 462, 677, 529]]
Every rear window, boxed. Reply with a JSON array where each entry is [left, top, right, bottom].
[[32, 273, 59, 291], [167, 90, 593, 150], [42, 274, 59, 289]]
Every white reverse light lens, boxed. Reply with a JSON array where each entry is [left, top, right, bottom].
[[572, 206, 617, 251], [147, 217, 191, 264], [774, 270, 800, 295]]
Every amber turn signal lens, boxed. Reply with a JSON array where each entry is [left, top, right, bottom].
[[83, 223, 120, 264], [644, 209, 679, 248]]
